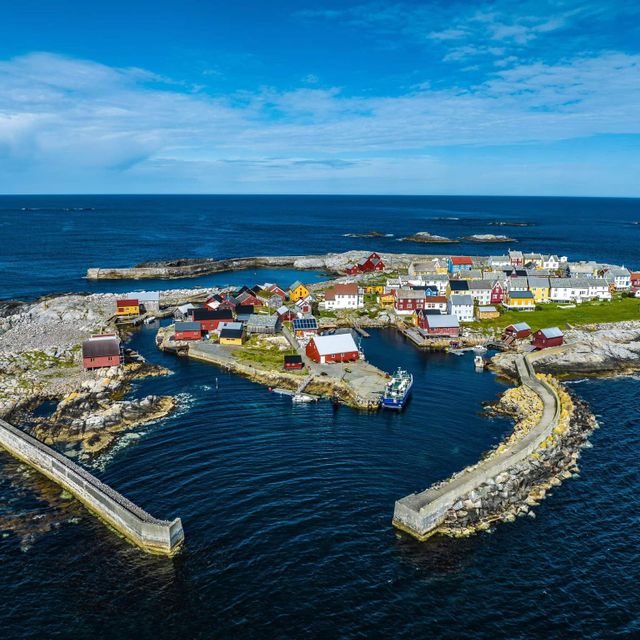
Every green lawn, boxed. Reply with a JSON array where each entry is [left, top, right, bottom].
[[471, 297, 640, 333], [232, 336, 301, 371]]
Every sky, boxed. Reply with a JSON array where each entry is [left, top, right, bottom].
[[0, 0, 639, 196]]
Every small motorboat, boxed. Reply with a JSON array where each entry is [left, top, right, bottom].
[[474, 355, 486, 370], [292, 393, 316, 403]]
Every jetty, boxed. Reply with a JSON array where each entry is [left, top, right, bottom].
[[0, 418, 184, 555], [393, 354, 561, 540]]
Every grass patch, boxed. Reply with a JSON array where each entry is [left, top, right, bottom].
[[470, 297, 640, 333], [233, 335, 301, 372]]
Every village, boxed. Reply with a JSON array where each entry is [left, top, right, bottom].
[[78, 249, 640, 409]]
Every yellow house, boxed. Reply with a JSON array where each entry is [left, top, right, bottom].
[[364, 285, 384, 295], [289, 280, 310, 302], [378, 292, 395, 306], [528, 277, 550, 303], [219, 323, 244, 345], [116, 298, 140, 316], [504, 291, 535, 310]]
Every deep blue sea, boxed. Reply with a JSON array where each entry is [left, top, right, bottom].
[[1, 196, 639, 639]]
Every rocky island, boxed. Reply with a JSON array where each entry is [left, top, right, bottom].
[[463, 233, 516, 243], [401, 231, 459, 244]]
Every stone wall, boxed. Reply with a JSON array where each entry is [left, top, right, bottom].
[[0, 418, 184, 555], [392, 355, 595, 540]]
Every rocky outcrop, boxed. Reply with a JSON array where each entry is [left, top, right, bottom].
[[462, 234, 515, 243], [401, 232, 458, 244], [492, 321, 640, 377]]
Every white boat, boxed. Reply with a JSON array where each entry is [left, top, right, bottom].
[[292, 393, 316, 403], [472, 345, 487, 354], [474, 355, 486, 370], [144, 316, 157, 324]]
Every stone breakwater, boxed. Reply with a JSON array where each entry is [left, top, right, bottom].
[[85, 251, 454, 280], [393, 356, 597, 540], [0, 417, 184, 555]]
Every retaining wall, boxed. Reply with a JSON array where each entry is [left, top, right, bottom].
[[393, 355, 560, 540], [0, 418, 184, 555]]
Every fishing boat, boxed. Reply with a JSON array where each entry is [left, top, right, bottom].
[[382, 368, 413, 410]]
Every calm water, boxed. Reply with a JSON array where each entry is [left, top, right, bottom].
[[1, 196, 639, 639], [0, 195, 639, 300]]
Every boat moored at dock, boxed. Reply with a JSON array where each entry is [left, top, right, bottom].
[[382, 368, 413, 410]]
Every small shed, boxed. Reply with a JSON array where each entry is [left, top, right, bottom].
[[422, 314, 460, 338], [532, 327, 564, 350], [477, 305, 499, 319], [82, 334, 122, 369], [174, 321, 202, 341], [284, 354, 304, 370], [116, 298, 139, 316], [503, 322, 531, 340], [130, 291, 160, 313], [219, 322, 244, 345], [292, 317, 318, 338]]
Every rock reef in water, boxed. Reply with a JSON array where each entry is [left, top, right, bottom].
[[463, 234, 516, 243], [488, 221, 533, 227], [401, 232, 459, 244], [342, 231, 392, 238]]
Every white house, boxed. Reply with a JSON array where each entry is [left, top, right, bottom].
[[604, 267, 631, 290], [549, 278, 590, 303], [587, 278, 612, 301], [488, 255, 511, 268], [448, 294, 474, 323], [321, 283, 364, 310], [467, 280, 492, 305], [542, 255, 561, 270]]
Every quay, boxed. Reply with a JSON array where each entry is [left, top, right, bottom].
[[0, 418, 184, 555], [392, 354, 560, 540]]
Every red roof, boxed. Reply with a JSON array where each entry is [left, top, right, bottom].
[[424, 296, 448, 303], [116, 298, 138, 306], [450, 256, 473, 265], [325, 283, 358, 300]]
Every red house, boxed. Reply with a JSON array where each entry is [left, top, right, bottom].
[[421, 314, 460, 338], [631, 272, 640, 293], [490, 281, 506, 304], [345, 252, 385, 274], [191, 308, 233, 331], [82, 334, 122, 370], [174, 321, 202, 341], [532, 327, 564, 350], [395, 289, 426, 313], [306, 334, 360, 364]]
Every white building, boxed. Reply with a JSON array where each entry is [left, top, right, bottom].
[[548, 278, 610, 303], [604, 267, 631, 290], [467, 280, 492, 306], [542, 255, 561, 270], [448, 294, 474, 323], [321, 283, 364, 310]]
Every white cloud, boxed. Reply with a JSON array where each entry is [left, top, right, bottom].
[[0, 51, 638, 194]]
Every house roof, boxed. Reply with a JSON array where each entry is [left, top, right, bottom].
[[425, 314, 459, 328], [289, 280, 305, 290], [220, 328, 244, 339], [277, 305, 291, 316], [192, 308, 233, 320], [128, 291, 160, 302], [116, 298, 138, 306], [538, 327, 564, 339], [450, 256, 473, 265], [234, 304, 255, 315], [175, 321, 201, 332], [284, 354, 303, 363], [528, 277, 550, 288], [424, 296, 448, 303], [468, 280, 492, 290], [478, 306, 497, 312], [396, 288, 426, 300], [82, 335, 120, 358], [449, 280, 469, 291], [507, 322, 531, 332], [509, 291, 534, 299], [449, 294, 473, 305], [325, 283, 358, 300], [310, 333, 358, 356], [247, 314, 279, 328], [218, 321, 243, 332]]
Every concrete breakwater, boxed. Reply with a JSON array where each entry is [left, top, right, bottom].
[[393, 355, 596, 539], [0, 417, 184, 555]]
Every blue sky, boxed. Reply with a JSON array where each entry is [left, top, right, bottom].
[[1, 0, 639, 195]]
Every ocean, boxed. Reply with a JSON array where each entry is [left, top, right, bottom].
[[0, 195, 639, 639]]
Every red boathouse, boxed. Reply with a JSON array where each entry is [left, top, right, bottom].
[[174, 321, 202, 341], [305, 334, 360, 364], [531, 327, 564, 350], [82, 334, 122, 370]]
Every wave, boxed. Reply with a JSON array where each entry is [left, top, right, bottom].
[[1, 207, 97, 212]]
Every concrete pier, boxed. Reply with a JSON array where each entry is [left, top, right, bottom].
[[393, 355, 560, 540], [0, 418, 184, 555]]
